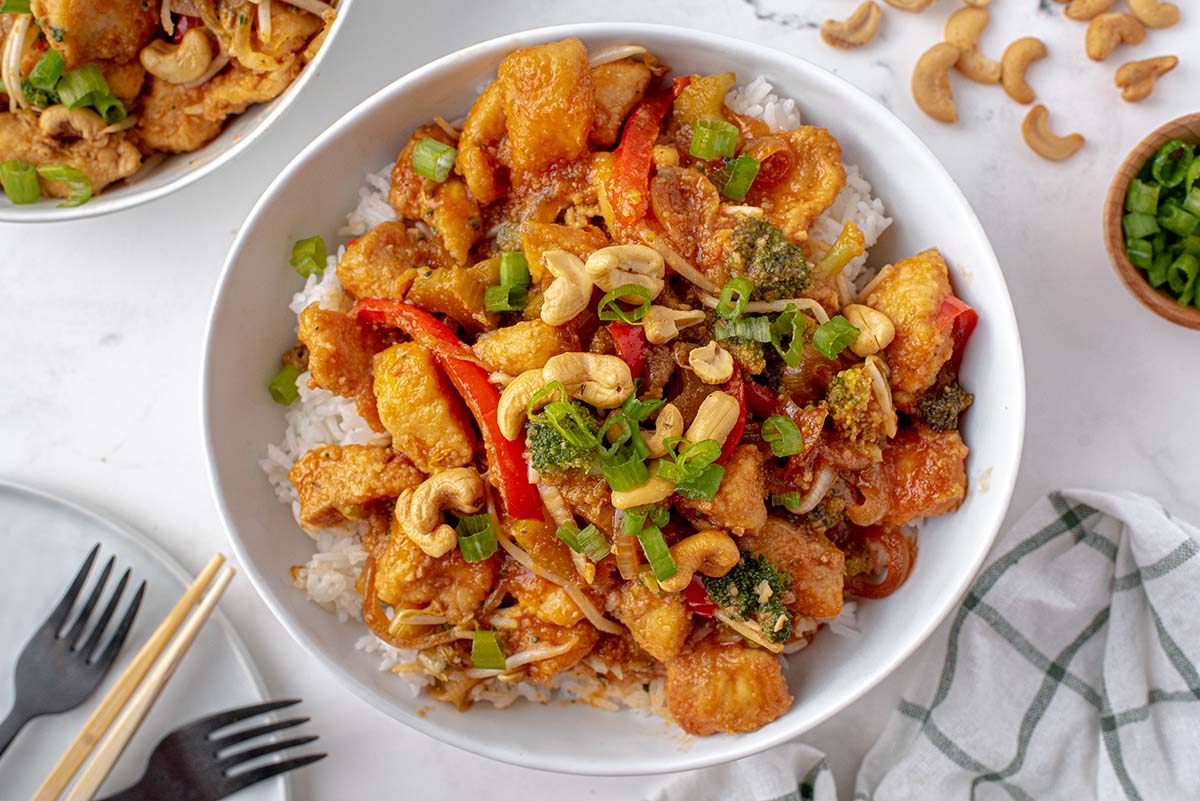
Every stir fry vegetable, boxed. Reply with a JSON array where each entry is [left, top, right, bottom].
[[1123, 139, 1200, 307]]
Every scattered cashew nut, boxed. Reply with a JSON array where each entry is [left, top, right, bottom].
[[1085, 13, 1147, 62], [1126, 0, 1180, 28], [962, 0, 990, 6], [685, 391, 741, 448], [842, 305, 896, 357], [1000, 37, 1048, 105], [496, 368, 561, 440], [140, 29, 213, 84], [643, 305, 706, 345], [883, 0, 936, 11], [658, 530, 741, 593], [542, 352, 634, 409], [540, 250, 593, 327], [611, 473, 677, 510], [820, 1, 882, 49], [1021, 105, 1085, 161], [945, 8, 1002, 85], [688, 342, 735, 385], [1115, 56, 1178, 102], [912, 42, 961, 123], [395, 468, 485, 558], [1064, 0, 1116, 21], [643, 403, 684, 458], [584, 244, 666, 298], [38, 105, 106, 139]]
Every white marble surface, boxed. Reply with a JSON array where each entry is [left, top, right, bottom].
[[2, 1, 1197, 798]]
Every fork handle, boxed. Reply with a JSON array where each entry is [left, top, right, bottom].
[[93, 787, 142, 801], [0, 705, 33, 760]]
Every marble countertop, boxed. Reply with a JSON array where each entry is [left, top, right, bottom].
[[2, 1, 1196, 798]]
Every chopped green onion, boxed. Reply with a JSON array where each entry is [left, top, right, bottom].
[[1158, 203, 1199, 237], [557, 522, 611, 562], [412, 137, 456, 183], [268, 363, 302, 405], [56, 65, 125, 122], [648, 506, 670, 527], [1180, 235, 1200, 256], [484, 283, 527, 312], [1, 159, 40, 204], [290, 235, 327, 278], [471, 630, 506, 670], [711, 154, 760, 201], [1126, 238, 1153, 270], [1187, 159, 1200, 193], [812, 315, 859, 360], [90, 93, 127, 125], [621, 508, 648, 538], [1123, 212, 1160, 240], [0, 0, 30, 12], [499, 250, 530, 286], [597, 283, 651, 323], [1151, 139, 1192, 188], [542, 400, 601, 449], [456, 514, 498, 562], [762, 415, 803, 457], [714, 315, 772, 343], [673, 464, 724, 500], [636, 524, 677, 581], [528, 380, 566, 418], [35, 164, 91, 207], [29, 49, 64, 93], [770, 492, 805, 512], [1148, 251, 1172, 288], [770, 305, 805, 367], [1182, 188, 1200, 219], [716, 277, 754, 320], [1166, 253, 1199, 304], [621, 393, 664, 423], [689, 118, 739, 160], [657, 438, 721, 485], [1125, 178, 1160, 215], [599, 446, 650, 492]]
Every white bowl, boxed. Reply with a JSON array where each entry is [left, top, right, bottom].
[[0, 0, 354, 223], [203, 23, 1026, 776]]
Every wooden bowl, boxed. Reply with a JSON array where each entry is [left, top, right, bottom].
[[1103, 113, 1200, 330]]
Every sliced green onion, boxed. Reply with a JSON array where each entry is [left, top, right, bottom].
[[762, 415, 803, 457], [621, 393, 664, 423], [770, 305, 806, 367], [1180, 235, 1200, 256], [1123, 212, 1160, 240], [1166, 253, 1199, 304], [1148, 251, 1172, 288], [0, 159, 40, 204], [1151, 139, 1192, 188], [35, 164, 91, 207], [290, 235, 327, 278], [770, 492, 804, 512], [1187, 159, 1200, 193], [484, 283, 527, 312], [1158, 203, 1199, 237], [656, 438, 720, 485], [621, 508, 648, 538], [648, 506, 669, 527], [471, 630, 506, 670], [636, 525, 677, 581], [29, 49, 64, 93], [673, 463, 724, 500], [456, 515, 498, 562], [1125, 178, 1160, 215], [412, 137, 456, 183], [499, 250, 530, 286], [600, 446, 650, 492], [268, 363, 303, 405], [689, 118, 739, 160], [543, 400, 601, 449], [812, 316, 859, 360], [0, 0, 31, 12], [90, 93, 127, 125], [557, 522, 611, 562], [1181, 188, 1200, 219], [528, 380, 566, 419], [597, 283, 652, 323], [711, 154, 760, 201], [57, 65, 120, 118], [716, 277, 754, 320], [713, 315, 772, 343], [1126, 238, 1154, 270]]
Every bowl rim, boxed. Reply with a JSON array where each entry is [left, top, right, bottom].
[[0, 0, 355, 224], [1102, 112, 1200, 330], [202, 21, 1026, 775]]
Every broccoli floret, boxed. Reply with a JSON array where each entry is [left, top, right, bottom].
[[725, 217, 811, 301], [525, 402, 597, 473], [825, 364, 884, 445], [704, 552, 794, 643], [917, 382, 974, 431], [805, 495, 846, 530]]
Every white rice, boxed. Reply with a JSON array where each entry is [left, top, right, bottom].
[[261, 74, 892, 713]]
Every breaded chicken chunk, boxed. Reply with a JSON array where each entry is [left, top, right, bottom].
[[677, 445, 768, 535], [289, 444, 423, 529], [666, 637, 792, 735], [32, 0, 157, 67], [741, 517, 845, 619], [881, 424, 968, 527], [298, 304, 384, 431]]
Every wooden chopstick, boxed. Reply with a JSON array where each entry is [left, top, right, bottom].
[[30, 554, 228, 801]]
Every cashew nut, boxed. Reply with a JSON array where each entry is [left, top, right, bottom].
[[140, 29, 213, 84], [658, 530, 741, 593], [1127, 0, 1180, 29], [1000, 37, 1047, 105], [643, 403, 684, 458], [685, 391, 741, 447], [883, 0, 935, 11], [611, 473, 676, 510], [497, 368, 562, 441], [1064, 0, 1116, 21], [912, 43, 961, 123], [962, 0, 989, 6], [945, 8, 1002, 85], [540, 250, 594, 327], [1115, 55, 1179, 102], [1021, 105, 1085, 161], [820, 1, 882, 49], [1085, 13, 1146, 62], [584, 244, 666, 298], [688, 341, 735, 385], [842, 304, 896, 357], [643, 306, 706, 345], [542, 352, 634, 409], [395, 468, 485, 558], [38, 105, 106, 140]]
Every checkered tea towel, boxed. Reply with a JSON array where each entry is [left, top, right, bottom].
[[653, 490, 1200, 801]]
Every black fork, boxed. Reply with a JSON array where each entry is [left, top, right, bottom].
[[0, 544, 146, 760], [96, 700, 324, 801]]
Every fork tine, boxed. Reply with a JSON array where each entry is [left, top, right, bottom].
[[43, 544, 99, 634], [212, 717, 310, 748], [221, 736, 319, 769], [221, 753, 326, 794], [90, 581, 145, 668], [194, 699, 303, 736], [80, 568, 130, 659], [64, 556, 114, 647]]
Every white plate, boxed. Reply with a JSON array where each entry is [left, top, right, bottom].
[[0, 480, 286, 801]]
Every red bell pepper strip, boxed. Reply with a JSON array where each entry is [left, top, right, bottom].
[[172, 15, 203, 43], [351, 299, 544, 521], [844, 528, 915, 600], [607, 322, 647, 380], [610, 76, 691, 229], [744, 379, 779, 418], [682, 575, 717, 618], [718, 368, 746, 464], [937, 295, 978, 372]]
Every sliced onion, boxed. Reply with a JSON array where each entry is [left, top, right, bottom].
[[792, 466, 836, 514], [637, 226, 720, 294], [99, 115, 139, 135], [183, 52, 230, 88], [713, 609, 785, 653], [161, 0, 175, 36], [611, 508, 640, 580], [3, 15, 33, 111], [277, 0, 333, 14], [864, 355, 898, 438], [257, 0, 273, 43], [589, 44, 647, 67], [505, 638, 578, 669], [720, 204, 764, 218], [856, 263, 893, 302]]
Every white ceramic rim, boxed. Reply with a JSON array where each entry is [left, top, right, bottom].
[[202, 22, 1027, 776], [0, 0, 354, 224]]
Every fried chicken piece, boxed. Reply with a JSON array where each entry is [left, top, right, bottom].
[[288, 444, 423, 529], [666, 636, 792, 735], [472, 320, 572, 376], [32, 0, 157, 67], [456, 82, 507, 205], [137, 78, 223, 153], [589, 59, 651, 147], [677, 445, 768, 535], [881, 424, 968, 527], [741, 517, 845, 619], [611, 580, 691, 662], [201, 60, 304, 121], [0, 110, 140, 194], [297, 304, 384, 431], [749, 126, 846, 239], [501, 609, 599, 685], [336, 220, 453, 301]]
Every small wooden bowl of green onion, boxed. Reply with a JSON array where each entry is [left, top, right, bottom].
[[1104, 113, 1200, 329]]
